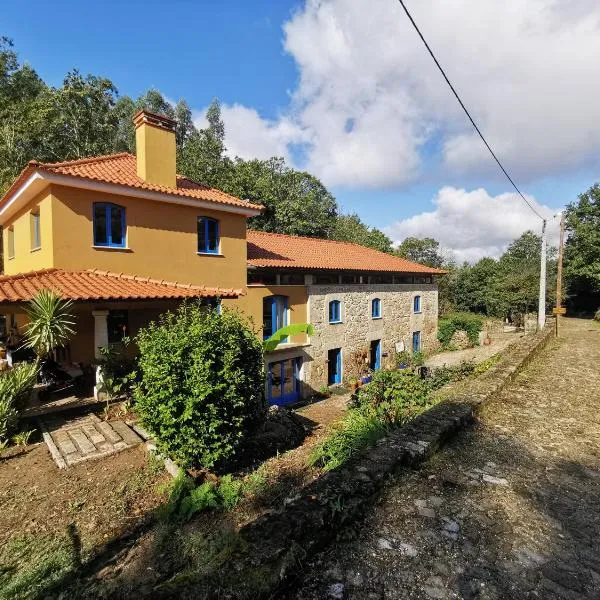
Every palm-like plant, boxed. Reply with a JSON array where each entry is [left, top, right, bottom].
[[23, 289, 76, 358], [263, 323, 315, 353]]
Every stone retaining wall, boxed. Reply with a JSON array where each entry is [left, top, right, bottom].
[[155, 325, 555, 599]]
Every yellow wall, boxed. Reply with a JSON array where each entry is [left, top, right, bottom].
[[135, 122, 176, 188], [3, 190, 54, 275], [48, 185, 248, 290], [235, 284, 309, 344]]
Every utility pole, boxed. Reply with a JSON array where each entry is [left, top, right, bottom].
[[555, 212, 566, 337], [538, 219, 547, 331]]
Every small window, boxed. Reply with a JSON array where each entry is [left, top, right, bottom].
[[197, 217, 219, 254], [263, 295, 288, 339], [94, 203, 126, 247], [413, 295, 422, 313], [279, 272, 305, 285], [7, 227, 14, 259], [315, 273, 339, 285], [328, 300, 341, 324], [31, 211, 41, 250], [412, 331, 422, 353], [372, 298, 381, 319]]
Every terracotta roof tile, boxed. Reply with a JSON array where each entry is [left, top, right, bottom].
[[0, 154, 262, 212], [0, 268, 241, 303], [247, 230, 444, 274]]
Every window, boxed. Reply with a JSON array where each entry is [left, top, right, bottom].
[[107, 310, 129, 343], [197, 217, 219, 254], [412, 331, 421, 353], [263, 295, 288, 339], [341, 274, 361, 284], [372, 298, 381, 319], [328, 300, 341, 323], [7, 227, 14, 259], [248, 271, 277, 285], [94, 203, 126, 247], [394, 275, 414, 284], [31, 211, 41, 249], [413, 295, 422, 313]]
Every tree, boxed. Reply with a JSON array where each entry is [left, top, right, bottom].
[[564, 184, 600, 312], [23, 290, 76, 358], [331, 214, 393, 253], [396, 237, 444, 268], [453, 257, 501, 316], [225, 157, 338, 238]]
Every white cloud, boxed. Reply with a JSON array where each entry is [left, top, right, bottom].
[[193, 104, 307, 163], [200, 0, 600, 188], [384, 187, 560, 263]]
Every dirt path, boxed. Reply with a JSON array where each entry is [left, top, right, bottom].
[[287, 319, 600, 599]]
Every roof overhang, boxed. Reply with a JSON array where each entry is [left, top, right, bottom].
[[0, 169, 262, 225]]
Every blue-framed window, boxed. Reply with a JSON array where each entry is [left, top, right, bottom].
[[372, 298, 381, 319], [31, 211, 41, 249], [328, 300, 341, 323], [413, 295, 422, 313], [93, 203, 126, 247], [197, 217, 219, 254], [263, 295, 288, 339], [412, 331, 421, 353]]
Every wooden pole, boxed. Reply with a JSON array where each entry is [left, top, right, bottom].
[[555, 212, 565, 337]]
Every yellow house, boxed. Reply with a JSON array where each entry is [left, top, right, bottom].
[[0, 109, 443, 407], [0, 110, 261, 378]]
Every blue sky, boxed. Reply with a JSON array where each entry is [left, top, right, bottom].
[[4, 0, 599, 260]]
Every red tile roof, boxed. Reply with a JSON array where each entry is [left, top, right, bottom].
[[0, 268, 241, 303], [0, 153, 262, 212], [247, 230, 444, 274]]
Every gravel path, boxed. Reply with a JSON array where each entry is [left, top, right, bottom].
[[287, 319, 600, 599]]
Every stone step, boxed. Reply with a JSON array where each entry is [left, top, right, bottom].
[[109, 420, 143, 446]]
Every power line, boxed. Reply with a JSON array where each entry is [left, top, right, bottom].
[[396, 0, 544, 221]]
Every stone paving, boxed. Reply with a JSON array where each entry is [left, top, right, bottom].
[[287, 319, 600, 600], [39, 412, 142, 469]]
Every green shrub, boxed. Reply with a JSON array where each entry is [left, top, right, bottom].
[[178, 483, 219, 523], [428, 360, 476, 390], [216, 475, 243, 510], [134, 304, 265, 469], [0, 363, 37, 444], [356, 369, 431, 425], [308, 409, 386, 471], [437, 312, 483, 347], [312, 370, 432, 471]]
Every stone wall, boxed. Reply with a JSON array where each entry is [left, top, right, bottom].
[[303, 284, 438, 390]]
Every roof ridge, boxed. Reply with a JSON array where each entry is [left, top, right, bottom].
[[36, 152, 132, 169], [0, 267, 61, 282]]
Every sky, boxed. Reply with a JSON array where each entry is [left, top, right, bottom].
[[4, 0, 600, 262]]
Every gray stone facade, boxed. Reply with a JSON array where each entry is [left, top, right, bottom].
[[302, 284, 438, 391]]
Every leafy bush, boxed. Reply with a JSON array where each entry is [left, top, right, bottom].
[[134, 304, 265, 469], [355, 369, 431, 425], [0, 363, 37, 444], [437, 312, 484, 348], [312, 370, 432, 471]]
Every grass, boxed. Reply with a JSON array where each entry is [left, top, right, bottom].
[[0, 532, 78, 600]]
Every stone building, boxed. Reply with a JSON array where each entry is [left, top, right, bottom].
[[245, 231, 443, 401]]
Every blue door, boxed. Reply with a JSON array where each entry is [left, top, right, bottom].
[[412, 331, 421, 353], [267, 357, 301, 406], [327, 348, 342, 385], [369, 339, 381, 370]]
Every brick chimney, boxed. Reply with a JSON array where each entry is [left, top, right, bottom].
[[133, 110, 177, 188]]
